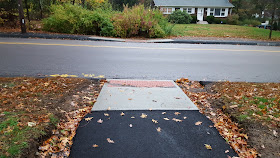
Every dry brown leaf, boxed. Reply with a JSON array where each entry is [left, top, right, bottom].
[[225, 150, 229, 153], [131, 116, 135, 119], [183, 117, 187, 119], [92, 144, 99, 148], [152, 119, 158, 124], [195, 121, 202, 125], [97, 119, 103, 124], [107, 107, 111, 111], [162, 112, 166, 115], [140, 113, 147, 118], [120, 112, 125, 116], [174, 112, 181, 115], [204, 144, 212, 150], [128, 98, 132, 100], [85, 117, 93, 121], [156, 127, 161, 132], [163, 118, 170, 120], [172, 118, 183, 122], [107, 138, 114, 144], [104, 113, 109, 116]]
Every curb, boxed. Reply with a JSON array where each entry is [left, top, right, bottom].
[[1, 32, 280, 46], [154, 39, 280, 46]]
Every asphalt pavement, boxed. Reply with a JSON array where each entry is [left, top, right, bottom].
[[70, 111, 238, 158], [0, 37, 280, 82]]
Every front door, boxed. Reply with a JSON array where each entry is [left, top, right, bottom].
[[197, 8, 204, 21]]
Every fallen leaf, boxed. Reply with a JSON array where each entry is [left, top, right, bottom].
[[93, 144, 99, 148], [85, 117, 93, 121], [28, 122, 36, 127], [225, 150, 229, 153], [195, 121, 202, 125], [107, 138, 114, 144], [107, 107, 111, 111], [175, 97, 181, 99], [97, 119, 103, 124], [152, 119, 158, 124], [129, 124, 133, 128], [210, 112, 216, 116], [204, 144, 212, 150], [149, 108, 153, 111], [174, 112, 181, 115], [172, 118, 182, 122], [163, 118, 170, 120], [120, 112, 125, 116], [131, 116, 135, 119], [273, 130, 278, 137], [156, 127, 161, 132], [140, 113, 147, 118], [261, 145, 265, 149], [128, 98, 132, 100], [104, 113, 109, 116], [183, 117, 187, 119], [230, 105, 238, 108], [162, 112, 166, 115]]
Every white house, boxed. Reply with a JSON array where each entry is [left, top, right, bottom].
[[153, 0, 234, 22]]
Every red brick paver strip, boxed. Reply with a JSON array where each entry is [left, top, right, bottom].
[[108, 80, 176, 88]]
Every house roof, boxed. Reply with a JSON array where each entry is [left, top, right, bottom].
[[154, 0, 234, 8]]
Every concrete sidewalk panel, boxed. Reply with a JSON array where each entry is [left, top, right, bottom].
[[91, 79, 198, 111]]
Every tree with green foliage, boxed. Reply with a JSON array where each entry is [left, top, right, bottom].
[[168, 10, 192, 24]]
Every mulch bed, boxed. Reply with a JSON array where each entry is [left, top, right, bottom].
[[0, 77, 104, 157], [177, 79, 279, 158]]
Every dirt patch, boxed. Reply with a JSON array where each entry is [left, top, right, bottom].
[[211, 82, 280, 158], [0, 77, 103, 158], [177, 80, 279, 158]]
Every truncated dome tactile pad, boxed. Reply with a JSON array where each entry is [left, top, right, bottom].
[[108, 80, 176, 88], [92, 79, 198, 111]]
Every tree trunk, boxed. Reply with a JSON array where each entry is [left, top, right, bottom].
[[18, 0, 27, 33], [39, 0, 43, 19], [24, 0, 30, 28], [269, 7, 276, 39]]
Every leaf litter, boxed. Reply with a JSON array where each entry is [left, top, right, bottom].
[[0, 77, 102, 157], [176, 79, 280, 157]]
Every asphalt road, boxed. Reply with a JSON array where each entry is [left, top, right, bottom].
[[0, 38, 280, 82]]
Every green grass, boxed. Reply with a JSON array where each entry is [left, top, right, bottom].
[[171, 24, 280, 41], [0, 112, 45, 157]]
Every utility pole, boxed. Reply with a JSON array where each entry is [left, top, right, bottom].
[[18, 0, 27, 33]]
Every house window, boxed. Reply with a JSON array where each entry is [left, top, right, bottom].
[[221, 9, 226, 16], [215, 9, 221, 16], [210, 8, 214, 16], [161, 7, 173, 14], [168, 8, 172, 13], [210, 8, 226, 17], [183, 8, 192, 14]]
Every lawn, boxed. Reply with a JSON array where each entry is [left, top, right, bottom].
[[0, 77, 102, 157], [171, 24, 280, 41]]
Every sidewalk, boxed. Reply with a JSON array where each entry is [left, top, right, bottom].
[[70, 79, 238, 158], [1, 32, 280, 46]]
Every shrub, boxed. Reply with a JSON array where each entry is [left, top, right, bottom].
[[190, 15, 197, 23], [43, 3, 115, 36], [168, 10, 192, 24], [227, 14, 239, 25], [112, 5, 170, 38], [272, 22, 279, 31], [206, 16, 216, 24], [241, 19, 261, 27]]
